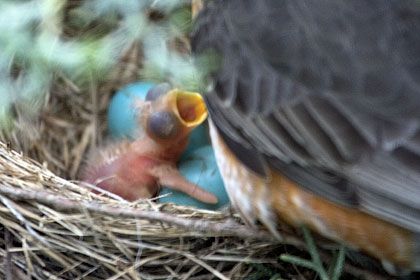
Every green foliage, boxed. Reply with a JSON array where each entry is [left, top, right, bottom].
[[280, 226, 346, 280], [0, 0, 211, 131]]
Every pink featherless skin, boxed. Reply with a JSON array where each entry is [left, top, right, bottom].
[[81, 88, 217, 204]]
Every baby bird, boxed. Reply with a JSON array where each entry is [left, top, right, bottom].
[[81, 84, 218, 204]]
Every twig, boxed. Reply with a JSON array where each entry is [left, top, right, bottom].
[[0, 184, 276, 241], [184, 253, 229, 280], [0, 194, 50, 247], [106, 253, 167, 280], [5, 228, 12, 280]]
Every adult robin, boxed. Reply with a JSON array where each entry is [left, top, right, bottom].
[[191, 0, 420, 272]]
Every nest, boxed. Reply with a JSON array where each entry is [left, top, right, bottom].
[[0, 43, 283, 280], [0, 139, 279, 280], [0, 29, 392, 280]]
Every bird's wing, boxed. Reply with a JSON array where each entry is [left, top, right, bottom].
[[191, 0, 420, 232]]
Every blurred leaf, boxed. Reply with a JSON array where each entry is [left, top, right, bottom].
[[169, 6, 192, 35], [0, 0, 205, 132]]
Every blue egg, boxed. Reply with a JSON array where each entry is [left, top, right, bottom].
[[107, 82, 155, 140], [181, 121, 211, 159], [160, 145, 230, 210]]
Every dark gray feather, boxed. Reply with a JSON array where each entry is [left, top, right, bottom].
[[192, 0, 420, 232]]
